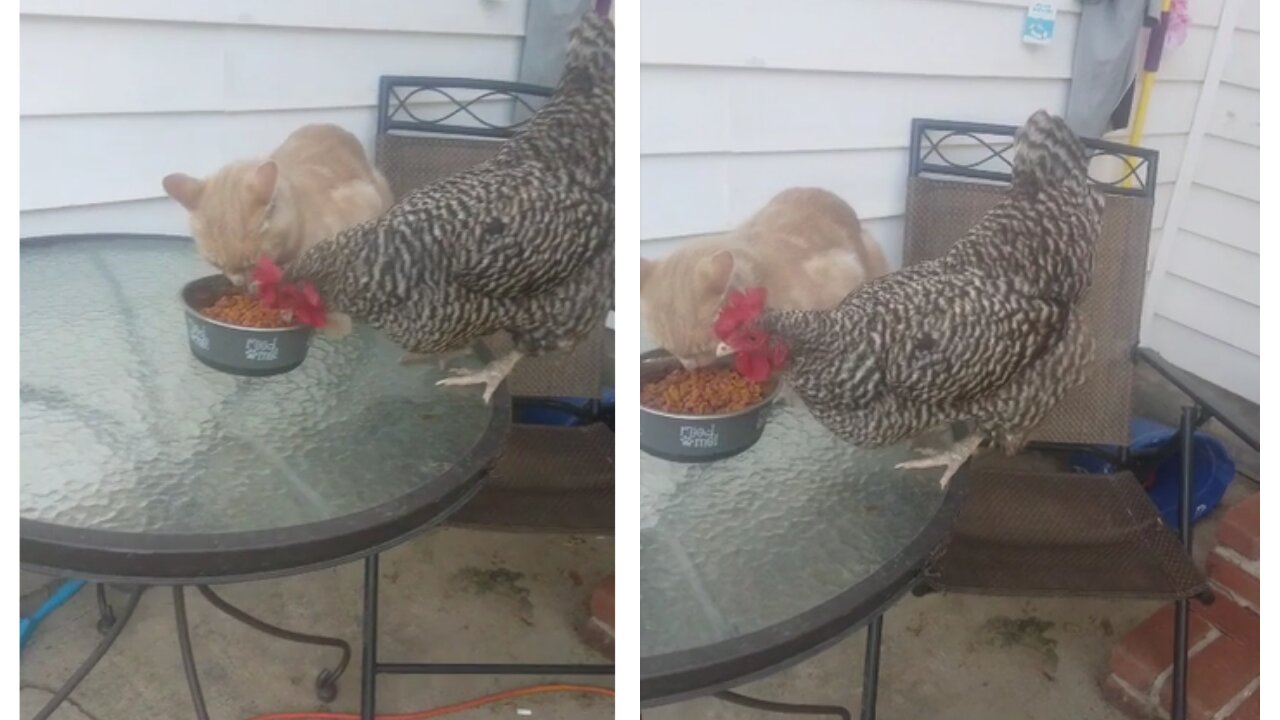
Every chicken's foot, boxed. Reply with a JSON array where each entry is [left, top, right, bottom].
[[895, 434, 984, 489], [400, 348, 473, 371], [434, 350, 522, 404]]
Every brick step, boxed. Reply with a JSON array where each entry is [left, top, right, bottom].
[[1103, 491, 1260, 720], [578, 574, 614, 660], [1208, 550, 1259, 612], [1216, 493, 1259, 562], [1104, 604, 1259, 720]]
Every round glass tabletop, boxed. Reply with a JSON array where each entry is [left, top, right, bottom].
[[20, 234, 509, 582], [640, 398, 964, 703]]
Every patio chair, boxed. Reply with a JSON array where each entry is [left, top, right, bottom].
[[354, 75, 614, 720], [374, 76, 614, 534], [887, 119, 1258, 720]]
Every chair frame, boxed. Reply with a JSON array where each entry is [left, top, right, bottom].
[[357, 76, 613, 720], [376, 75, 553, 139], [839, 118, 1257, 720]]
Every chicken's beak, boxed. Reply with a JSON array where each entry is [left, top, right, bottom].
[[715, 342, 734, 358]]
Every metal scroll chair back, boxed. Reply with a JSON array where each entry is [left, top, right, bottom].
[[903, 119, 1204, 602], [374, 76, 613, 533], [903, 119, 1158, 447]]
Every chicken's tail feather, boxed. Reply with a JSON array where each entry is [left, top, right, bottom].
[[565, 11, 614, 79], [1011, 110, 1092, 196]]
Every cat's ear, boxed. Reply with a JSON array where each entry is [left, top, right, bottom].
[[248, 160, 279, 207], [698, 249, 736, 294], [640, 257, 656, 289], [162, 173, 203, 211]]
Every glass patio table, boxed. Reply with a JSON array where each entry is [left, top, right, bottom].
[[640, 398, 967, 717], [20, 233, 510, 718]]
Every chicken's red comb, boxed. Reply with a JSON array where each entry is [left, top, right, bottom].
[[251, 255, 327, 329], [725, 287, 766, 316], [253, 255, 284, 287], [714, 287, 767, 342]]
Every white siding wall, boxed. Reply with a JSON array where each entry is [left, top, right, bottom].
[[1142, 0, 1258, 401], [640, 0, 1257, 401], [640, 0, 1227, 262], [19, 0, 528, 237]]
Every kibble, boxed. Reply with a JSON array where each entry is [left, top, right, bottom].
[[641, 366, 765, 414], [201, 290, 292, 328]]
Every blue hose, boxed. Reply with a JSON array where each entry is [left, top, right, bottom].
[[20, 579, 85, 651]]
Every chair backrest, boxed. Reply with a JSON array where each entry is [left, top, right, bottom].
[[374, 76, 608, 400], [902, 119, 1159, 446]]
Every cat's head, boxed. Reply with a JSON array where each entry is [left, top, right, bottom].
[[162, 160, 301, 285], [640, 248, 737, 369]]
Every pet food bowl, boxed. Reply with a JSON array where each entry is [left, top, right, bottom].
[[181, 275, 313, 377], [640, 349, 780, 463]]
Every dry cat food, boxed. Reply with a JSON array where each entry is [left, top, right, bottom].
[[641, 366, 766, 414], [201, 290, 293, 328]]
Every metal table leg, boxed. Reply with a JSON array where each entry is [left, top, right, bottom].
[[710, 614, 883, 720], [174, 586, 212, 720], [357, 551, 611, 719], [95, 583, 117, 635], [860, 615, 884, 720], [196, 585, 351, 702], [1170, 407, 1197, 720], [361, 553, 380, 720], [32, 586, 144, 720], [716, 690, 852, 719]]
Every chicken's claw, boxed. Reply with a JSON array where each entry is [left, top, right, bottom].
[[895, 435, 984, 489], [434, 350, 522, 404]]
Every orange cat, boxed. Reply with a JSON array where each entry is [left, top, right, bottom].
[[641, 187, 889, 368], [163, 124, 393, 285]]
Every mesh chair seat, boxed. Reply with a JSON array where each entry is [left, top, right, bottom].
[[448, 423, 614, 533], [924, 466, 1208, 599], [904, 121, 1204, 601], [374, 77, 614, 535]]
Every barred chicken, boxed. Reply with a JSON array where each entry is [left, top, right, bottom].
[[263, 11, 613, 403], [714, 111, 1103, 487]]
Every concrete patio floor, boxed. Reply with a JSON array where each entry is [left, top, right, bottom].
[[20, 529, 615, 720]]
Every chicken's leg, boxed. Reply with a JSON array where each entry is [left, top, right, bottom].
[[400, 348, 473, 371], [895, 434, 983, 489], [434, 350, 522, 404]]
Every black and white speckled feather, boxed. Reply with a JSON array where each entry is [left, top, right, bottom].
[[284, 12, 613, 360], [767, 110, 1103, 453]]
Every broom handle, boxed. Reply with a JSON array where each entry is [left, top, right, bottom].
[[1124, 0, 1173, 187]]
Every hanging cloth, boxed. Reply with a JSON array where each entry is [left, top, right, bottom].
[[1064, 0, 1155, 138], [513, 0, 596, 123]]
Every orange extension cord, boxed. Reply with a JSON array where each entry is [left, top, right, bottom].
[[246, 683, 614, 720]]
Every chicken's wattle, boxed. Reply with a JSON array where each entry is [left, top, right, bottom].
[[714, 287, 788, 382], [252, 256, 328, 328]]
